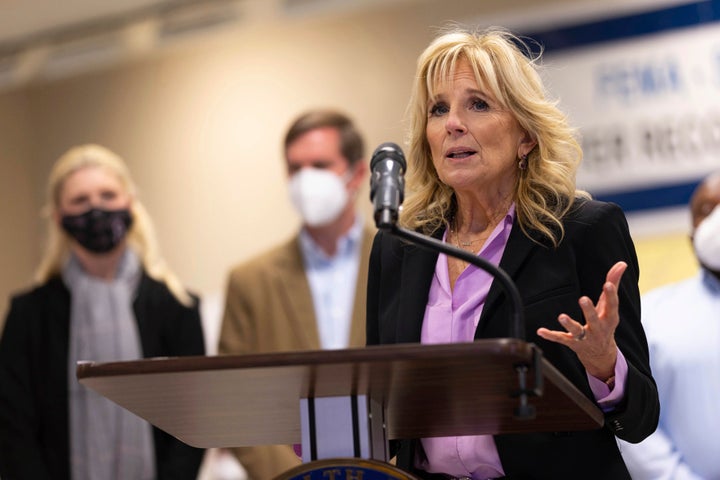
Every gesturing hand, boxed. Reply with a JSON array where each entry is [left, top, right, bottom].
[[536, 261, 627, 381]]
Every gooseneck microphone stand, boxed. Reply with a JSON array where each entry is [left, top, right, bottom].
[[376, 213, 541, 419], [390, 226, 525, 339]]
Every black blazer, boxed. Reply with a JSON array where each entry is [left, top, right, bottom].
[[367, 199, 659, 479], [0, 273, 206, 480]]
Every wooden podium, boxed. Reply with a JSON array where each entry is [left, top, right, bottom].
[[77, 338, 603, 471]]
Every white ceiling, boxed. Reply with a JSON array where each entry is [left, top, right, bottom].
[[0, 0, 412, 47], [0, 0, 173, 44], [0, 0, 384, 89], [0, 0, 698, 46], [0, 0, 258, 90], [0, 0, 697, 91]]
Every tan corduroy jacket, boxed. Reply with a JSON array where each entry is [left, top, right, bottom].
[[218, 226, 374, 480]]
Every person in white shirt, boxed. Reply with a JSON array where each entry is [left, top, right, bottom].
[[619, 171, 720, 480]]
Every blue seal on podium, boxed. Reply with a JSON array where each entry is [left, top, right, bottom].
[[274, 458, 420, 480]]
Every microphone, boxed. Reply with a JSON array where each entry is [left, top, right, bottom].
[[369, 142, 407, 229]]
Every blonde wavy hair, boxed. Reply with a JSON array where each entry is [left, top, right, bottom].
[[35, 144, 193, 306], [401, 26, 588, 246]]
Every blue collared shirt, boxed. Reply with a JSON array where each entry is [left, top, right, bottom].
[[298, 216, 363, 350], [619, 269, 720, 480]]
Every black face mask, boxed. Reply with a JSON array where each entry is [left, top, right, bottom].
[[61, 208, 133, 254]]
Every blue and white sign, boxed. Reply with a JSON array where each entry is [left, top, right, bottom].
[[525, 0, 720, 212]]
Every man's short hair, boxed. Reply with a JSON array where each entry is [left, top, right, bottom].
[[284, 109, 365, 166]]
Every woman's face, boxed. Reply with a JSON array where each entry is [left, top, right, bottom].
[[57, 165, 131, 216], [426, 58, 533, 199]]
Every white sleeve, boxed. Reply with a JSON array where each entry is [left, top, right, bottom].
[[618, 430, 704, 480]]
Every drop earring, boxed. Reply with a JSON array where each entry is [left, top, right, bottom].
[[518, 153, 528, 170]]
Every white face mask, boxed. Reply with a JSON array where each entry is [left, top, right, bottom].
[[288, 168, 349, 227], [694, 204, 720, 271]]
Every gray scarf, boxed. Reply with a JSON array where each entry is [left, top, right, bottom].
[[63, 249, 156, 480]]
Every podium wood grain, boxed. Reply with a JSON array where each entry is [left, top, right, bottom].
[[76, 339, 603, 449]]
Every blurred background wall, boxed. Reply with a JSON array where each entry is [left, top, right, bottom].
[[0, 0, 715, 346]]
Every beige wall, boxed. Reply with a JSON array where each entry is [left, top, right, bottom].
[[0, 90, 40, 326], [0, 0, 480, 333], [0, 0, 701, 336], [19, 8, 425, 297]]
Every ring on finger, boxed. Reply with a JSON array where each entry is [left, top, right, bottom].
[[575, 325, 586, 341]]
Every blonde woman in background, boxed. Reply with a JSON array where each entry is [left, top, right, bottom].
[[0, 144, 205, 480]]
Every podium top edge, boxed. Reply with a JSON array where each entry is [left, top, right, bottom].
[[77, 338, 538, 379]]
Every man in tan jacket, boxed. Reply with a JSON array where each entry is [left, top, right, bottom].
[[218, 109, 373, 479]]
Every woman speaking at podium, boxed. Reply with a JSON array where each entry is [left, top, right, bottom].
[[0, 144, 205, 479], [366, 27, 658, 479]]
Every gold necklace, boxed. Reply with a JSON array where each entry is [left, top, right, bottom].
[[449, 219, 468, 275], [449, 218, 482, 276], [451, 217, 488, 250]]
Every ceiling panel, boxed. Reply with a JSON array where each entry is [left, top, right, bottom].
[[0, 0, 170, 44]]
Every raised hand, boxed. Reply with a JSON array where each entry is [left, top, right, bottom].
[[536, 261, 627, 381]]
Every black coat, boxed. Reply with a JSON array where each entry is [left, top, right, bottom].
[[366, 199, 659, 479], [0, 272, 206, 480]]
